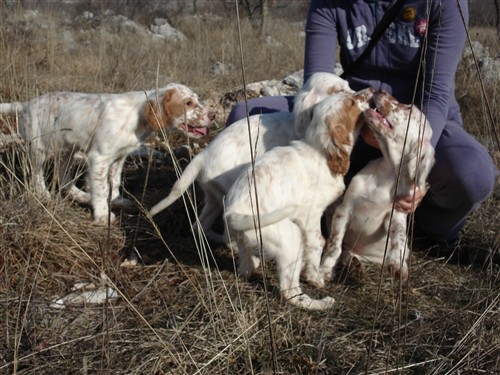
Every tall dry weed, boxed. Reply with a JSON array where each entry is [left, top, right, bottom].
[[0, 3, 498, 375]]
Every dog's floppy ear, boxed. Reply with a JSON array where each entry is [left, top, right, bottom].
[[325, 114, 352, 175], [144, 89, 175, 131]]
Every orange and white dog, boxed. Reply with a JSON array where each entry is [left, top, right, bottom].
[[320, 90, 435, 282], [224, 89, 373, 311], [149, 73, 353, 242], [0, 84, 214, 222]]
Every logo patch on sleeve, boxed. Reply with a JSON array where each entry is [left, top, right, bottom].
[[402, 7, 416, 22]]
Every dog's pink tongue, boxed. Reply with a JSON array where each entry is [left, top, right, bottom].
[[189, 125, 209, 136], [368, 108, 383, 120], [368, 108, 391, 129]]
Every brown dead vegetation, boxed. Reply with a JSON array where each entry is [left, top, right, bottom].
[[0, 4, 498, 374]]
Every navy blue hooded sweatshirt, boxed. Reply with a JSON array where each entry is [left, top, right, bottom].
[[304, 0, 468, 147]]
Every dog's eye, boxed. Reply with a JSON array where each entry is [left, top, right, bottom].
[[185, 100, 194, 107]]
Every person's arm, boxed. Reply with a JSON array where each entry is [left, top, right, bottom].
[[422, 0, 468, 147], [394, 0, 468, 214], [303, 0, 338, 82]]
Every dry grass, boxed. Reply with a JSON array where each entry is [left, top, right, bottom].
[[0, 4, 499, 375]]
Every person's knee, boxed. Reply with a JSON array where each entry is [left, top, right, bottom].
[[460, 146, 496, 204], [430, 144, 496, 206], [226, 102, 248, 126], [225, 96, 294, 127]]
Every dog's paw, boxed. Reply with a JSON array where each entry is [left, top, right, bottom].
[[120, 258, 138, 268], [303, 271, 325, 289], [34, 187, 52, 202], [387, 262, 408, 281], [318, 266, 334, 284], [251, 255, 261, 270], [237, 261, 255, 279], [66, 186, 91, 204], [343, 256, 365, 275], [93, 211, 116, 224], [284, 291, 335, 311], [319, 296, 335, 309], [301, 265, 325, 289]]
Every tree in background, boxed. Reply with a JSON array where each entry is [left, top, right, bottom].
[[494, 0, 500, 34], [260, 0, 269, 36]]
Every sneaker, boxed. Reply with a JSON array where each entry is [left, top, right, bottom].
[[411, 227, 469, 265], [427, 238, 470, 265]]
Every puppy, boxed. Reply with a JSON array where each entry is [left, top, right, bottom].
[[0, 84, 214, 222], [224, 89, 373, 311], [148, 73, 353, 243], [320, 90, 435, 282]]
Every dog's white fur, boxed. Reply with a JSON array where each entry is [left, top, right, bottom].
[[148, 73, 353, 243], [224, 90, 373, 311], [320, 90, 435, 282], [0, 84, 214, 222]]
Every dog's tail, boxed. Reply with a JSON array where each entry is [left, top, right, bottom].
[[0, 102, 23, 115], [148, 152, 205, 217], [225, 205, 298, 232]]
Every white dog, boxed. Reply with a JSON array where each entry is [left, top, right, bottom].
[[224, 89, 373, 311], [319, 90, 435, 282], [148, 73, 353, 242], [0, 84, 214, 222]]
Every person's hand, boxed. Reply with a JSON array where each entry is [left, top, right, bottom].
[[395, 185, 425, 213], [361, 126, 379, 149]]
